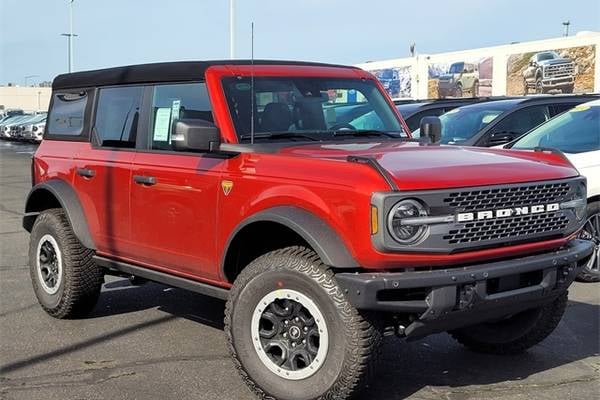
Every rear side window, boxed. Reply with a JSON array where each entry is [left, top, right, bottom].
[[47, 91, 88, 136], [149, 82, 213, 150], [488, 105, 550, 137], [94, 86, 143, 148]]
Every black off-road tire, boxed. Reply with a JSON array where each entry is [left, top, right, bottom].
[[471, 80, 479, 97], [523, 79, 529, 95], [454, 83, 463, 98], [450, 292, 567, 355], [29, 208, 103, 318], [535, 77, 545, 94], [562, 84, 575, 94], [576, 201, 600, 283], [224, 246, 382, 400]]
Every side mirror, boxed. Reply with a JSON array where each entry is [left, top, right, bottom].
[[171, 119, 221, 152], [419, 116, 442, 144]]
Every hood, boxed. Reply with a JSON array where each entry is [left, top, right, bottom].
[[539, 58, 573, 66], [438, 73, 455, 81], [278, 141, 579, 190]]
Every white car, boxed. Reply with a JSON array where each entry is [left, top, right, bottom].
[[503, 100, 600, 281]]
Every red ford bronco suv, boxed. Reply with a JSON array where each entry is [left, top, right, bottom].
[[24, 60, 593, 400]]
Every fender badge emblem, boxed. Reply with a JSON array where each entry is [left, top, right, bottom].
[[222, 180, 234, 196]]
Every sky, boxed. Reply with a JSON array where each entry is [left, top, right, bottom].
[[1, 0, 599, 85]]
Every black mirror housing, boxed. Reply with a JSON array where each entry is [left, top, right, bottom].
[[419, 116, 442, 144], [171, 119, 221, 152]]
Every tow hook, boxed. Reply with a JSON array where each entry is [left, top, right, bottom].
[[384, 318, 407, 338], [458, 284, 477, 310]]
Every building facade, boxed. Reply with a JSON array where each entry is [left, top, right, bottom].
[[0, 87, 52, 113]]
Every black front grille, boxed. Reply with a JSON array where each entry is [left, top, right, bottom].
[[444, 182, 570, 212], [444, 211, 569, 244]]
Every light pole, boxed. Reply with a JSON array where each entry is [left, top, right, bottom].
[[563, 21, 571, 37], [24, 75, 39, 86], [61, 0, 77, 72], [229, 0, 235, 58]]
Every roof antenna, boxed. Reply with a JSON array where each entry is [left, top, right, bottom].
[[250, 22, 255, 144]]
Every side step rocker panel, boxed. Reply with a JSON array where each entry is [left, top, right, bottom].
[[94, 256, 230, 300]]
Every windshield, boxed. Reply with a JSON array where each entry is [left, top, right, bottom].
[[222, 77, 405, 142], [448, 63, 464, 74], [511, 104, 600, 153], [537, 52, 558, 61], [412, 101, 516, 143]]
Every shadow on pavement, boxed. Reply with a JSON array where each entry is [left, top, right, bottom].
[[3, 278, 598, 399]]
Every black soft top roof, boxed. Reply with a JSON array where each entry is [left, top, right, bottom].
[[52, 60, 358, 90]]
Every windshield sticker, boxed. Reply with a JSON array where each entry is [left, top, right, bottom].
[[171, 100, 181, 120], [235, 82, 251, 91], [481, 114, 499, 124], [153, 107, 171, 141]]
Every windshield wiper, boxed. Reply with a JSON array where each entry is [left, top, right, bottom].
[[332, 130, 405, 138], [240, 132, 320, 141]]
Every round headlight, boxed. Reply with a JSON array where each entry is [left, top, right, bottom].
[[387, 199, 429, 245], [574, 182, 587, 220]]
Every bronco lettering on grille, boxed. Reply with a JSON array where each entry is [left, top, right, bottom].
[[456, 203, 560, 222]]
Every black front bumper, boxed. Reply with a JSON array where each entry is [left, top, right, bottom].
[[335, 239, 594, 339]]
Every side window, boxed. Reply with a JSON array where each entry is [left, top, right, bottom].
[[550, 103, 577, 117], [94, 86, 143, 148], [47, 91, 88, 136], [406, 108, 446, 132], [488, 105, 550, 138], [150, 82, 213, 150]]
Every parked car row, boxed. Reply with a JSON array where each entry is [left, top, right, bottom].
[[395, 94, 599, 282], [0, 112, 46, 143]]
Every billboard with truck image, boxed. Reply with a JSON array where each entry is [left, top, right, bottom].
[[367, 66, 412, 99], [428, 56, 493, 99], [506, 45, 595, 95]]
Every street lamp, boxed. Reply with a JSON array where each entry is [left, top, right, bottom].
[[562, 21, 571, 37], [229, 0, 235, 58], [24, 75, 40, 86], [61, 0, 77, 72]]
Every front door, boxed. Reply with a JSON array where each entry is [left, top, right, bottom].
[[128, 82, 223, 281]]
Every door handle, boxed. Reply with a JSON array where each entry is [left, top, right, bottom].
[[133, 175, 156, 186], [76, 168, 96, 178]]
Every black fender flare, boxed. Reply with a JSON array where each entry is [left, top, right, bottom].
[[23, 179, 96, 250], [222, 206, 359, 274]]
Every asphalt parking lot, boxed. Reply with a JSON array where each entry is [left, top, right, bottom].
[[0, 140, 598, 400]]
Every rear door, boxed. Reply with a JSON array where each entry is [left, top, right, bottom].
[[480, 104, 551, 146], [73, 86, 143, 257], [129, 82, 223, 281]]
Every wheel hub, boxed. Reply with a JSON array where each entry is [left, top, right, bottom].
[[36, 234, 63, 295], [251, 289, 329, 380]]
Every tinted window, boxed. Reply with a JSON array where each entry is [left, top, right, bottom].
[[488, 105, 550, 137], [150, 82, 213, 150], [550, 103, 579, 117], [448, 63, 464, 74], [411, 101, 517, 142], [512, 104, 600, 153], [47, 91, 88, 136], [94, 86, 143, 148], [406, 108, 446, 132]]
